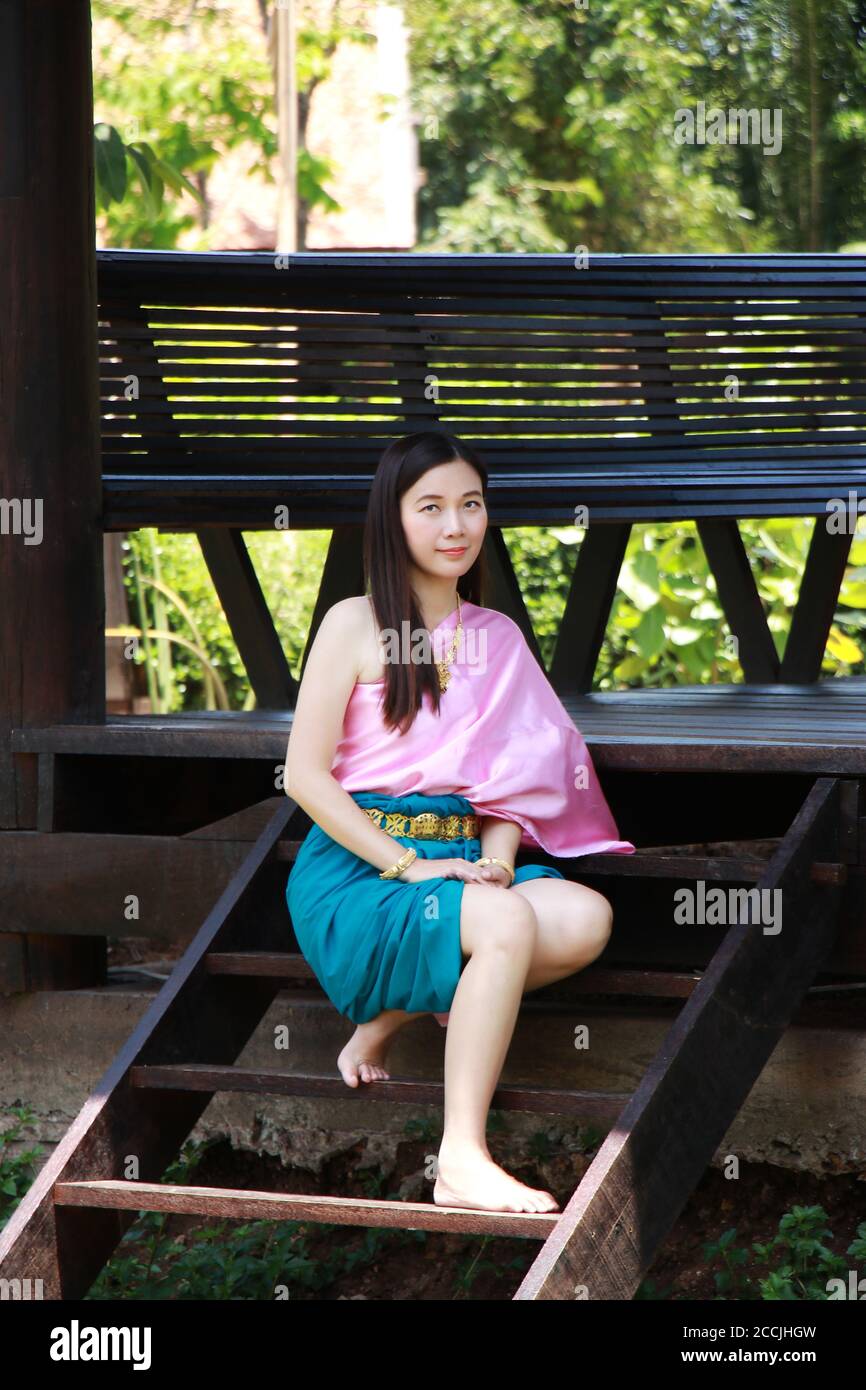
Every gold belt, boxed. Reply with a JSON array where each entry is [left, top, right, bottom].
[[363, 807, 479, 840]]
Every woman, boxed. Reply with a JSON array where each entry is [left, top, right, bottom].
[[285, 430, 634, 1215]]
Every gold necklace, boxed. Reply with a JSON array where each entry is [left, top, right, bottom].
[[434, 594, 463, 692]]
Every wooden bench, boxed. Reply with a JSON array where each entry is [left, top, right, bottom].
[[98, 248, 866, 694], [13, 680, 866, 772]]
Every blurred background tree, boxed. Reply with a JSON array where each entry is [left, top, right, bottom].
[[407, 0, 866, 254]]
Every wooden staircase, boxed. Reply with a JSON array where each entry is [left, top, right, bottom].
[[0, 777, 849, 1300]]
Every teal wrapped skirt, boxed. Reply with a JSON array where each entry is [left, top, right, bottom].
[[285, 790, 565, 1025]]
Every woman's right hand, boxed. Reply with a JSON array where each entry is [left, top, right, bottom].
[[399, 856, 487, 885]]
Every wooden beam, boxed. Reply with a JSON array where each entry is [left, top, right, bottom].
[[0, 0, 104, 832], [104, 533, 135, 712], [550, 523, 631, 694], [4, 820, 864, 975], [697, 519, 780, 682], [0, 798, 294, 1298], [483, 527, 544, 666], [55, 1179, 559, 1241], [13, 750, 38, 828], [651, 304, 777, 686], [196, 527, 298, 708], [0, 823, 291, 938], [36, 752, 55, 831], [182, 797, 288, 842], [780, 519, 853, 683], [299, 524, 365, 680], [129, 1062, 628, 1122], [514, 776, 844, 1299], [0, 936, 27, 993], [0, 0, 104, 989]]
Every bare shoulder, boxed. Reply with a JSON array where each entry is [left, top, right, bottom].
[[326, 595, 374, 642], [320, 595, 369, 630], [312, 596, 375, 682], [345, 594, 387, 684], [286, 597, 369, 788]]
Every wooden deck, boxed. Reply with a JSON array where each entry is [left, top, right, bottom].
[[13, 677, 866, 774]]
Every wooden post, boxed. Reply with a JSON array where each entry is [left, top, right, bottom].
[[0, 1, 104, 984]]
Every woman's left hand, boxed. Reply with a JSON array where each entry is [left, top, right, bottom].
[[477, 862, 512, 889]]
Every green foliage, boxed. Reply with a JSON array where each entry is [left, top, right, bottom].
[[503, 518, 866, 688], [0, 1105, 46, 1231], [119, 514, 866, 713], [120, 528, 330, 712], [700, 1206, 866, 1300], [94, 121, 203, 221], [634, 1204, 866, 1300], [449, 1231, 542, 1296], [407, 0, 866, 254], [91, 0, 357, 247], [93, 0, 268, 246]]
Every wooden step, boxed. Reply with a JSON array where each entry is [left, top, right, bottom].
[[53, 1179, 559, 1239], [274, 840, 844, 884], [514, 777, 846, 1298], [128, 1062, 631, 1121], [204, 954, 859, 1009], [0, 779, 849, 1302], [204, 951, 706, 998], [0, 796, 298, 1300], [274, 839, 775, 880], [206, 950, 318, 980]]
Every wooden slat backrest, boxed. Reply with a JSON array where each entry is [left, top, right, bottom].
[[97, 251, 866, 526]]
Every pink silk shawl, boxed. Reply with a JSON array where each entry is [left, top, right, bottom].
[[330, 599, 635, 859]]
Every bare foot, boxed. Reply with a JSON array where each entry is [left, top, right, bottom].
[[337, 1015, 402, 1088], [433, 1143, 560, 1214]]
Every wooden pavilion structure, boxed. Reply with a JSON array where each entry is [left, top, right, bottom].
[[1, 0, 865, 1300]]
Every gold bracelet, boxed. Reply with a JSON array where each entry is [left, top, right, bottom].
[[379, 846, 417, 880], [476, 855, 515, 885]]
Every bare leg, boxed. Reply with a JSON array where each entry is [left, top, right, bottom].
[[511, 879, 614, 993], [432, 880, 613, 1027], [433, 886, 559, 1214]]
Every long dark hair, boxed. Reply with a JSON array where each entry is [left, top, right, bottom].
[[363, 430, 489, 735]]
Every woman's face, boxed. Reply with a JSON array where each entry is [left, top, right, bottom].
[[399, 459, 487, 581]]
